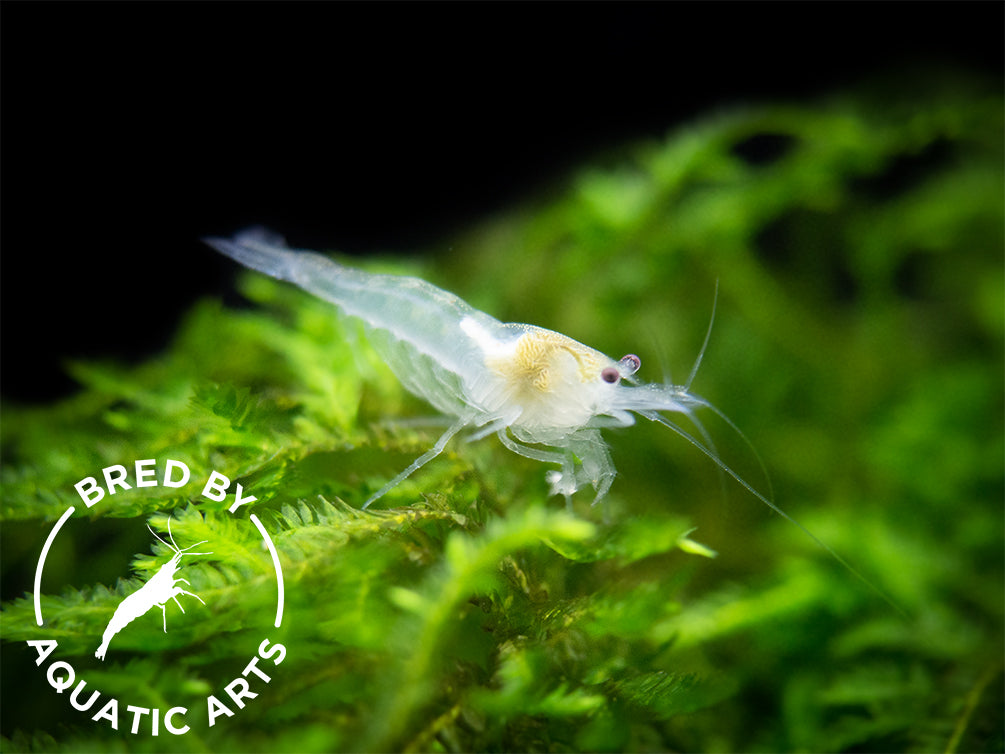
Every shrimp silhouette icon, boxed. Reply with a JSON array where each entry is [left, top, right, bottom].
[[95, 518, 212, 661]]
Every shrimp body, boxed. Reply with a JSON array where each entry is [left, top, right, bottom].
[[95, 519, 211, 660], [207, 230, 722, 509], [207, 230, 903, 612]]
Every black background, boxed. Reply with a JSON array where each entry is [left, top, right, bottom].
[[2, 2, 1002, 404]]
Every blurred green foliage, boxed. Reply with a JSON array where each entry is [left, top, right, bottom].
[[2, 70, 1002, 752]]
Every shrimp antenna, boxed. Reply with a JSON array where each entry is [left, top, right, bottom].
[[147, 521, 178, 555], [684, 279, 718, 393], [682, 391, 775, 503], [177, 540, 213, 555], [147, 516, 213, 556], [640, 321, 671, 386], [638, 408, 907, 617], [167, 516, 180, 552]]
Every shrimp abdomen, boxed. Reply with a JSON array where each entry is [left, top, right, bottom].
[[206, 230, 505, 416]]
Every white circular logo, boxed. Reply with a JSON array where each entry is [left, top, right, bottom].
[[28, 458, 287, 737]]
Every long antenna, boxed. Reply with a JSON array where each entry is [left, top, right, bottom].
[[684, 280, 718, 392], [147, 521, 178, 555], [639, 409, 908, 617], [147, 516, 212, 556]]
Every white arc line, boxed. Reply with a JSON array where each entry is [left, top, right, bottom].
[[250, 513, 284, 628], [34, 506, 75, 626]]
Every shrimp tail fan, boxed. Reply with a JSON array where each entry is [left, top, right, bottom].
[[204, 227, 307, 283]]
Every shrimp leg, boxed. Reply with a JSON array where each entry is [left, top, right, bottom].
[[496, 430, 577, 510], [567, 429, 616, 506], [495, 430, 567, 467], [162, 588, 206, 630], [495, 429, 613, 510], [362, 415, 473, 509]]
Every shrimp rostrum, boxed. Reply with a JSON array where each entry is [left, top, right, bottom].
[[206, 229, 770, 514]]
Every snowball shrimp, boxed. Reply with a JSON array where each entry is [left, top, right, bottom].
[[208, 229, 716, 509], [207, 229, 895, 606], [95, 518, 212, 660]]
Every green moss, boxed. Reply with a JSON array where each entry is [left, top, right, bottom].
[[3, 71, 1002, 752]]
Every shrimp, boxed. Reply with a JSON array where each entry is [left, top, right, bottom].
[[95, 517, 212, 660], [206, 229, 757, 502], [206, 230, 892, 606]]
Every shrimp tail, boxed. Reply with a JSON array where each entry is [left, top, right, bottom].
[[205, 228, 311, 284], [206, 228, 497, 418], [94, 602, 140, 659]]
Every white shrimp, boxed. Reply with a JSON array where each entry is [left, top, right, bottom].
[[95, 518, 212, 660], [204, 230, 768, 507], [204, 229, 763, 508], [206, 230, 891, 603]]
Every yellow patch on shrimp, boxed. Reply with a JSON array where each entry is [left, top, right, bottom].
[[487, 329, 604, 394]]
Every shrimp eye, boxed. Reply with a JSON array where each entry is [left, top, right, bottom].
[[619, 353, 641, 375], [601, 366, 620, 384]]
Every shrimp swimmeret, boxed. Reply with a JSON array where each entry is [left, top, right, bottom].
[[207, 229, 728, 509]]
